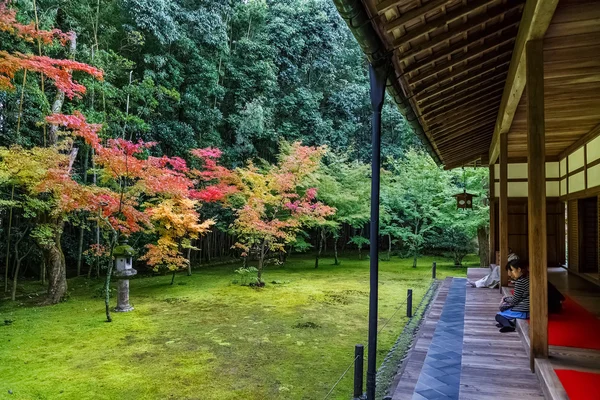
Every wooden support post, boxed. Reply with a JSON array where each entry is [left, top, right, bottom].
[[527, 39, 548, 370], [353, 344, 364, 399], [489, 164, 496, 266], [407, 289, 413, 318], [499, 133, 509, 287]]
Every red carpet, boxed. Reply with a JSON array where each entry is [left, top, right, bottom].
[[555, 370, 600, 400], [548, 296, 600, 350]]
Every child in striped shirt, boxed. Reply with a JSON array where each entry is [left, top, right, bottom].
[[496, 260, 530, 333]]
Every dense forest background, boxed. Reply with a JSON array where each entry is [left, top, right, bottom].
[[0, 0, 489, 285]]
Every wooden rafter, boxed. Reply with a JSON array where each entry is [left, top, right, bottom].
[[420, 69, 506, 108], [424, 94, 501, 123], [431, 113, 498, 139], [412, 48, 513, 91], [407, 36, 516, 86], [488, 0, 559, 164], [422, 85, 504, 119], [413, 59, 510, 98], [395, 0, 523, 57], [380, 0, 450, 26], [401, 16, 520, 76], [422, 77, 505, 112], [416, 64, 508, 103], [435, 117, 497, 144], [428, 101, 500, 132], [389, 0, 496, 44]]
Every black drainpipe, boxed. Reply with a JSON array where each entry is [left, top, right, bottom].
[[367, 62, 386, 400]]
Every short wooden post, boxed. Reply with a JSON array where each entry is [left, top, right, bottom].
[[499, 133, 509, 287], [353, 344, 364, 399], [432, 262, 436, 279], [526, 39, 548, 370], [406, 289, 413, 318]]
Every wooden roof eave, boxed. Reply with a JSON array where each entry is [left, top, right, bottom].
[[333, 0, 443, 165]]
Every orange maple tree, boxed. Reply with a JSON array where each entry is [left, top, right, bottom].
[[193, 142, 335, 284]]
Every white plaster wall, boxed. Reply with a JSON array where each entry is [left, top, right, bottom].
[[508, 163, 528, 179], [587, 136, 600, 163], [546, 181, 560, 197], [560, 158, 567, 177], [568, 147, 585, 172], [569, 171, 585, 193], [546, 162, 560, 178], [560, 178, 567, 196], [588, 163, 600, 189], [508, 182, 528, 197]]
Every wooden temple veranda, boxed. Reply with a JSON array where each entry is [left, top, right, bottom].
[[333, 0, 600, 399]]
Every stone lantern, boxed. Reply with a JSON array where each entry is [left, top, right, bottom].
[[113, 240, 136, 312]]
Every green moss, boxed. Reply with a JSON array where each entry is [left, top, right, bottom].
[[0, 254, 471, 400]]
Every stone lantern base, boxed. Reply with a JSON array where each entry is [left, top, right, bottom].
[[115, 279, 134, 312]]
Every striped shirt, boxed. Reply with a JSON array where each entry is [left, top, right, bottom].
[[505, 276, 530, 313]]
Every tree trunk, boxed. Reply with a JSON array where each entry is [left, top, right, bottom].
[[47, 34, 76, 145], [315, 228, 324, 269], [76, 147, 89, 276], [387, 234, 392, 261], [40, 258, 46, 285], [412, 251, 418, 268], [207, 233, 211, 263], [171, 271, 176, 285], [334, 237, 339, 265], [477, 226, 489, 267], [4, 184, 14, 293], [40, 223, 67, 305], [187, 246, 192, 276], [104, 233, 118, 322], [257, 247, 264, 283]]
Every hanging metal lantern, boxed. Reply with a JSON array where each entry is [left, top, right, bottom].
[[454, 190, 477, 209], [454, 166, 477, 209]]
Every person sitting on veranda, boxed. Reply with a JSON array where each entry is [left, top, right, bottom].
[[495, 259, 529, 333], [468, 248, 520, 288]]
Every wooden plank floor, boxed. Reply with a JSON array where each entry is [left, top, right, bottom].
[[459, 268, 544, 400], [389, 269, 545, 400]]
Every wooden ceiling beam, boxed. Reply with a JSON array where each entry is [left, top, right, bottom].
[[439, 136, 493, 158], [408, 36, 516, 87], [381, 0, 450, 26], [389, 0, 496, 43], [488, 0, 559, 164], [422, 77, 505, 111], [428, 102, 500, 131], [396, 1, 524, 59], [557, 122, 600, 160], [444, 152, 489, 169], [420, 69, 506, 108], [422, 85, 504, 119], [416, 64, 508, 103], [425, 94, 501, 123], [402, 16, 520, 76], [413, 58, 510, 99], [412, 48, 513, 91], [376, 0, 403, 14], [435, 117, 497, 145], [430, 110, 499, 138]]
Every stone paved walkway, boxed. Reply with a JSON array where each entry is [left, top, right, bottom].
[[411, 278, 466, 400]]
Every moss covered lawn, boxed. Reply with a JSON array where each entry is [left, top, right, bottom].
[[0, 255, 473, 400]]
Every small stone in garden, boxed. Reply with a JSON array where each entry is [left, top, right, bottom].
[[8, 390, 13, 395]]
